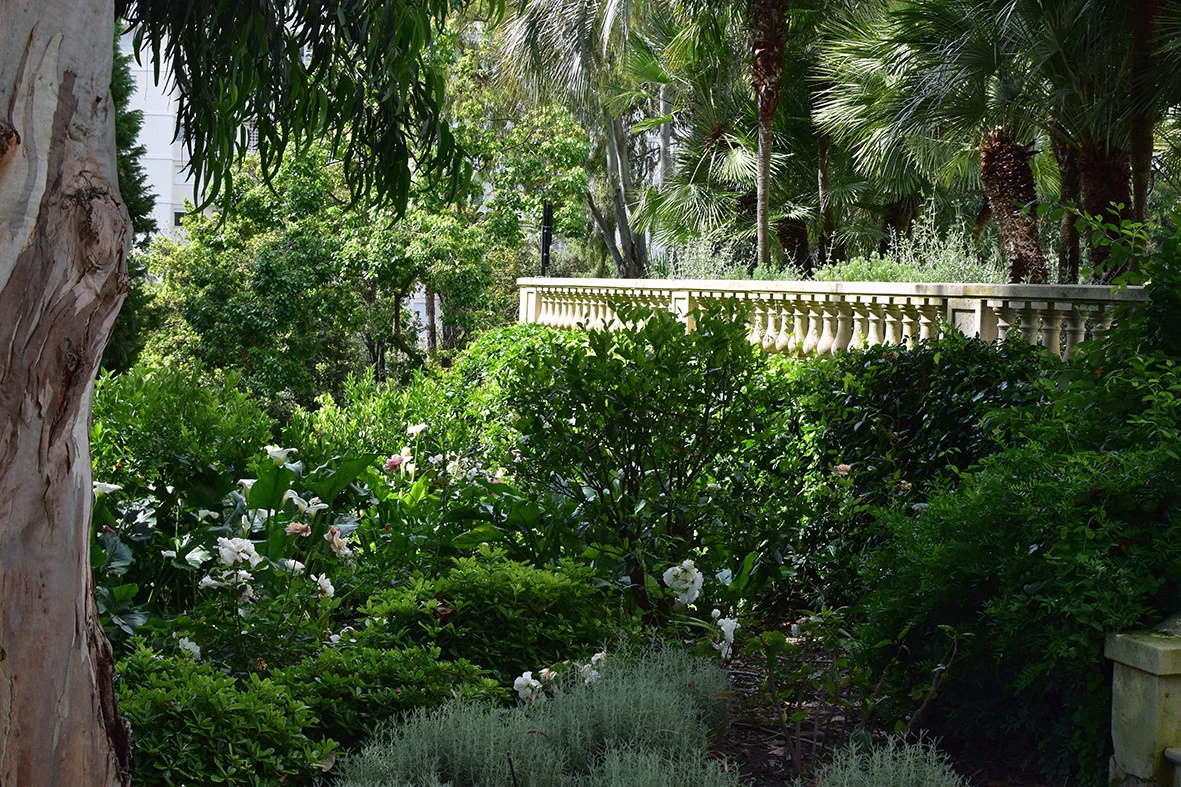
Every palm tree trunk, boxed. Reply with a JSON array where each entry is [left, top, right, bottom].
[[1130, 0, 1161, 224], [817, 131, 833, 264], [1051, 136, 1081, 284], [751, 0, 786, 271], [658, 84, 673, 188], [1078, 144, 1133, 280], [979, 126, 1048, 284]]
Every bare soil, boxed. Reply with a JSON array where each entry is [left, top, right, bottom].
[[713, 658, 1053, 787]]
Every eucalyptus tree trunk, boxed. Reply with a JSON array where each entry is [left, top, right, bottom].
[[0, 2, 132, 784], [979, 126, 1048, 284], [605, 115, 647, 277], [751, 0, 786, 271]]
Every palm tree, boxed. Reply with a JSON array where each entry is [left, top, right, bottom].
[[822, 0, 1181, 282], [818, 0, 1052, 282]]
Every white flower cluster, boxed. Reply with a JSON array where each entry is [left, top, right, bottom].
[[711, 609, 740, 662], [662, 560, 704, 607], [579, 651, 606, 685], [217, 537, 263, 568], [177, 636, 201, 661], [513, 652, 605, 704], [513, 671, 547, 703]]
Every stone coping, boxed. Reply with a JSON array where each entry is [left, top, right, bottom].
[[1106, 630, 1181, 676], [518, 277, 1147, 303]]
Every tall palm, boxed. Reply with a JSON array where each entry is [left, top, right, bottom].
[[818, 0, 1052, 282]]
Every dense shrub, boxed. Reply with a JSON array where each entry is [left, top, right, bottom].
[[359, 548, 621, 681], [270, 645, 502, 747], [766, 332, 1053, 606], [92, 364, 274, 496], [504, 303, 781, 612], [283, 323, 574, 467], [860, 443, 1181, 780], [337, 648, 735, 787], [117, 644, 335, 786]]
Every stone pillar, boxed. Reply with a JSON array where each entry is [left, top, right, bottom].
[[1107, 613, 1181, 787]]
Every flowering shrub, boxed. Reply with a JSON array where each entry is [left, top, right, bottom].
[[504, 303, 779, 615]]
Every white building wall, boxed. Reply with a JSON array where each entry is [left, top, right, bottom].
[[119, 34, 197, 237]]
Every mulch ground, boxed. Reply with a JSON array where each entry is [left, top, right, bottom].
[[713, 657, 1053, 787]]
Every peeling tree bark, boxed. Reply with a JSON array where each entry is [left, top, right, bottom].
[[1, 2, 131, 785]]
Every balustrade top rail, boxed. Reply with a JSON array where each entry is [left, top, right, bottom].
[[518, 277, 1147, 359]]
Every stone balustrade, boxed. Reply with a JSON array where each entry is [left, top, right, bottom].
[[518, 278, 1147, 359]]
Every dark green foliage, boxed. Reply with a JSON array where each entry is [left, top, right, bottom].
[[282, 323, 577, 467], [765, 332, 1053, 607], [118, 0, 473, 213], [505, 303, 777, 612], [92, 364, 274, 496], [359, 549, 617, 681], [104, 31, 161, 373], [787, 331, 1051, 501], [853, 220, 1181, 781], [117, 644, 336, 786], [270, 645, 502, 748], [153, 151, 370, 413], [861, 444, 1181, 782]]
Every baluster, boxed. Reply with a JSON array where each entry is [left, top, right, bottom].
[[918, 303, 940, 342], [591, 296, 604, 330], [1039, 307, 1064, 357], [865, 303, 884, 347], [817, 298, 838, 357], [558, 290, 572, 329], [569, 291, 582, 328], [1019, 304, 1040, 346], [1091, 306, 1115, 342], [833, 299, 853, 352], [884, 302, 903, 345], [761, 299, 780, 353], [775, 299, 793, 353], [801, 300, 822, 356], [899, 303, 919, 349], [791, 299, 809, 356], [847, 300, 868, 350], [744, 296, 762, 347], [995, 304, 1018, 343], [1064, 306, 1088, 354]]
